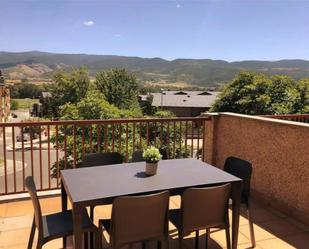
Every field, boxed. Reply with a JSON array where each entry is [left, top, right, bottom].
[[12, 98, 40, 110]]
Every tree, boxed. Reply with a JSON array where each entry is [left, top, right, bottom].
[[294, 78, 309, 113], [42, 67, 90, 118], [95, 68, 139, 109], [10, 99, 18, 110], [210, 72, 302, 115]]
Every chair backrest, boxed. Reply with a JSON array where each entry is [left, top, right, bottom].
[[159, 148, 169, 160], [224, 156, 252, 200], [110, 191, 169, 249], [25, 176, 43, 234], [131, 150, 144, 163], [181, 184, 231, 234], [82, 152, 123, 167]]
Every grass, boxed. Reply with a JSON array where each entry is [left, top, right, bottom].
[[12, 98, 39, 110]]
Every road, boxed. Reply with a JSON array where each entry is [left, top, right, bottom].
[[0, 111, 62, 195]]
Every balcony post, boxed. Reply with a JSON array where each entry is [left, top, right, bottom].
[[201, 112, 219, 165]]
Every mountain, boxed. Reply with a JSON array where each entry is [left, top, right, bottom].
[[1, 51, 309, 87]]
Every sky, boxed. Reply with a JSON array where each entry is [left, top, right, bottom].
[[0, 0, 309, 61]]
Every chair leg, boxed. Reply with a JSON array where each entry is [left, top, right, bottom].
[[94, 229, 101, 249], [142, 241, 146, 249], [157, 240, 162, 249], [90, 206, 94, 249], [84, 232, 89, 249], [205, 229, 210, 249], [27, 218, 36, 249], [98, 222, 103, 249], [195, 230, 199, 249], [178, 232, 184, 249], [225, 226, 231, 249], [247, 200, 256, 248]]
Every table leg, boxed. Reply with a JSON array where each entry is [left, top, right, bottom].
[[231, 181, 242, 249], [61, 180, 68, 247], [73, 204, 83, 249]]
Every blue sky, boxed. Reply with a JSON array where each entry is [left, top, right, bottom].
[[0, 0, 309, 61]]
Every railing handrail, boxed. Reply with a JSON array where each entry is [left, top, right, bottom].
[[0, 116, 211, 127]]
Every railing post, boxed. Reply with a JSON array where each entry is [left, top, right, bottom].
[[200, 113, 219, 165]]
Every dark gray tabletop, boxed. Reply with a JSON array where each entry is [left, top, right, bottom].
[[61, 158, 242, 204]]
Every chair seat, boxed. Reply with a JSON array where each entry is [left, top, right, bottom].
[[42, 209, 96, 240]]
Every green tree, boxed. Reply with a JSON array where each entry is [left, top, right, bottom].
[[95, 68, 139, 109], [42, 67, 90, 118], [294, 78, 309, 113], [10, 99, 18, 110], [211, 72, 301, 115]]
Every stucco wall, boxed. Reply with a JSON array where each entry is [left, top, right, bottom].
[[204, 112, 309, 225]]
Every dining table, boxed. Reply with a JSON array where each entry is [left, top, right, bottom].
[[60, 158, 242, 249]]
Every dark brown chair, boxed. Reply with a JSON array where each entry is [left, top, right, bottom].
[[131, 150, 145, 162], [25, 176, 99, 249], [98, 191, 170, 249], [82, 151, 123, 248], [169, 184, 231, 249], [82, 152, 123, 168], [224, 156, 256, 248]]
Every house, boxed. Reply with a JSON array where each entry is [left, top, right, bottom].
[[0, 70, 11, 122], [148, 90, 220, 117]]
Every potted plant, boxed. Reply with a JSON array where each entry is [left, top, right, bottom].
[[143, 146, 162, 175]]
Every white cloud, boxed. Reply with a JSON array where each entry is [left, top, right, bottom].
[[83, 20, 94, 26], [176, 3, 181, 8], [114, 34, 121, 38]]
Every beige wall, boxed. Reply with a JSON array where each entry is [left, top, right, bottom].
[[203, 112, 309, 225]]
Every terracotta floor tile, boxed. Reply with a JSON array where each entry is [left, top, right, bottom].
[[0, 227, 31, 247], [239, 223, 276, 241], [0, 203, 7, 217], [5, 200, 33, 217], [257, 238, 295, 249], [0, 215, 32, 231]]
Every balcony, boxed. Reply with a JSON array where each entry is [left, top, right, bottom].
[[0, 113, 309, 248]]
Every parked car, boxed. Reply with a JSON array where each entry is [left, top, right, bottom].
[[16, 133, 31, 142]]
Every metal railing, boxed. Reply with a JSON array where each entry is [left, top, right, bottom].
[[0, 117, 210, 196], [263, 114, 309, 123]]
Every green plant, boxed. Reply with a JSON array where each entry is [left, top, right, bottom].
[[143, 146, 162, 163]]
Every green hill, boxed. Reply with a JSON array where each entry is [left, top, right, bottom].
[[1, 51, 309, 87]]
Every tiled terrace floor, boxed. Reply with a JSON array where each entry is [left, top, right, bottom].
[[0, 196, 309, 249]]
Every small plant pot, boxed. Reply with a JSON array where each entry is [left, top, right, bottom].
[[145, 162, 158, 176]]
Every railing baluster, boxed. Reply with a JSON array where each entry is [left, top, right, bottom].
[[132, 122, 136, 152], [125, 123, 129, 162], [47, 125, 51, 189], [82, 126, 85, 159], [185, 121, 188, 158], [139, 122, 142, 149], [21, 127, 25, 191], [39, 126, 43, 189], [90, 125, 93, 152], [55, 125, 59, 187], [167, 122, 170, 155], [146, 121, 149, 146], [3, 127, 7, 194], [160, 122, 163, 147], [173, 121, 176, 158], [179, 121, 182, 158], [191, 121, 194, 158], [73, 125, 77, 168], [64, 125, 67, 169], [197, 121, 200, 159], [104, 124, 108, 152], [30, 126, 34, 179], [97, 125, 100, 152], [12, 126, 16, 193], [112, 124, 115, 152], [119, 124, 122, 153]]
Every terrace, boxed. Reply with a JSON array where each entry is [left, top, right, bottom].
[[0, 113, 309, 249]]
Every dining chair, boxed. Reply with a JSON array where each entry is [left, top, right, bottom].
[[224, 156, 256, 248], [98, 191, 170, 249], [25, 176, 99, 249], [131, 150, 145, 162], [81, 151, 123, 248], [169, 184, 231, 249], [82, 152, 123, 168]]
